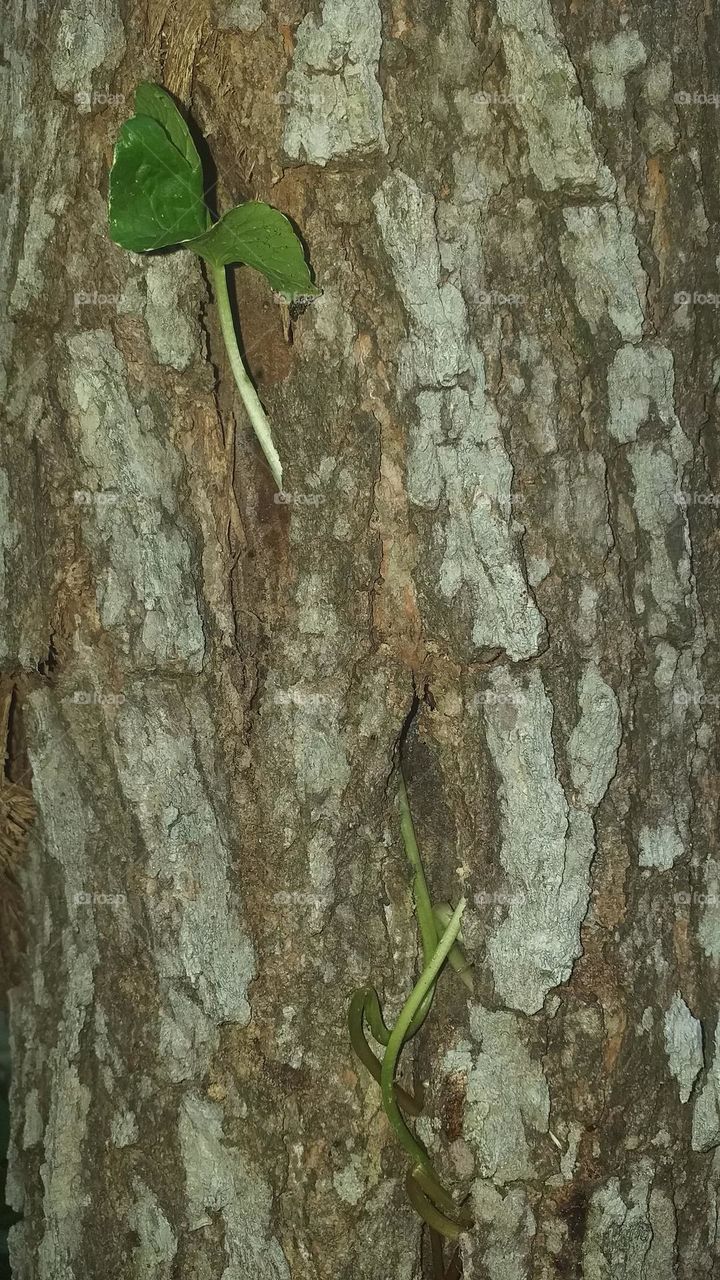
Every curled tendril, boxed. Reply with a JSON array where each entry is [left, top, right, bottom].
[[348, 768, 474, 1274], [348, 987, 424, 1116]]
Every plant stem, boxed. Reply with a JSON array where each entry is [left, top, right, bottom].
[[433, 903, 474, 993], [348, 988, 424, 1116], [397, 767, 442, 1038], [405, 1173, 463, 1242], [397, 769, 438, 966], [430, 1228, 446, 1279], [210, 261, 283, 489], [380, 898, 466, 1175]]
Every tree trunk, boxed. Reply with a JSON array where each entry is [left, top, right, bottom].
[[2, 2, 719, 1277]]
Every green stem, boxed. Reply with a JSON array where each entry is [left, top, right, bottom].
[[433, 904, 474, 993], [405, 1173, 463, 1242], [348, 988, 424, 1116], [380, 898, 465, 1175], [397, 767, 441, 1038], [397, 769, 438, 966], [430, 1228, 446, 1279], [210, 261, 283, 489], [412, 1164, 473, 1227]]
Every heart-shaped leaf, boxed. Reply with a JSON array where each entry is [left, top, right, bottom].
[[108, 114, 207, 252], [187, 202, 321, 299], [134, 82, 204, 187]]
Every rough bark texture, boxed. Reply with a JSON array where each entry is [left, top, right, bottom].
[[2, 1, 720, 1277]]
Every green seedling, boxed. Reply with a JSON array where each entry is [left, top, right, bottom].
[[108, 82, 320, 488], [349, 767, 474, 1277]]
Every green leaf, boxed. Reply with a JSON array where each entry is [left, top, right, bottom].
[[108, 115, 207, 253], [187, 202, 321, 299], [133, 82, 203, 186]]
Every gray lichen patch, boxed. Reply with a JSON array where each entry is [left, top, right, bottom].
[[481, 669, 570, 1012], [10, 715, 102, 1280], [455, 1008, 550, 1183], [37, 1062, 92, 1280], [645, 1188, 679, 1276], [62, 330, 205, 671], [144, 257, 200, 371], [638, 821, 684, 871], [663, 993, 703, 1103], [692, 1016, 720, 1152], [282, 0, 387, 166], [265, 640, 352, 815], [128, 1179, 178, 1274], [606, 339, 700, 892], [410, 380, 545, 661], [112, 686, 256, 1026], [607, 345, 692, 632], [179, 1092, 290, 1278], [466, 1183, 536, 1279], [590, 33, 647, 109], [496, 0, 615, 195], [110, 1108, 139, 1147], [216, 0, 265, 31], [481, 666, 619, 1013], [9, 114, 78, 313], [332, 1155, 368, 1206], [451, 91, 511, 207], [566, 666, 622, 810], [513, 333, 559, 455], [50, 0, 125, 100], [27, 689, 105, 928], [627, 442, 691, 631], [699, 863, 720, 962], [9, 198, 58, 313], [607, 343, 679, 444], [22, 1090, 43, 1151], [582, 1161, 675, 1278], [372, 172, 471, 392], [265, 680, 350, 816], [560, 205, 647, 340], [373, 171, 545, 662], [158, 987, 220, 1084], [640, 61, 677, 152]]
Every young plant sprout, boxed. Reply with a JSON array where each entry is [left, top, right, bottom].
[[349, 766, 474, 1276], [107, 83, 320, 488]]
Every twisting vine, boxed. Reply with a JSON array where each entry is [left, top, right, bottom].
[[348, 765, 474, 1277]]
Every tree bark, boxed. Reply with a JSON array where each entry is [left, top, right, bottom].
[[2, 2, 719, 1278]]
